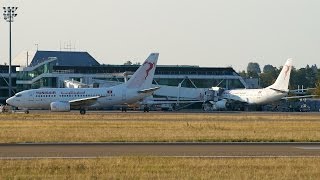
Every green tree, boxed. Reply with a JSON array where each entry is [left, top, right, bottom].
[[263, 64, 275, 73], [305, 65, 317, 88], [124, 61, 133, 65], [247, 62, 261, 78], [315, 80, 320, 96], [259, 65, 279, 88], [318, 69, 320, 80], [238, 70, 247, 78], [260, 72, 276, 87], [290, 67, 307, 89]]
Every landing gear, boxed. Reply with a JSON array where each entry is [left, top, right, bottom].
[[80, 109, 86, 115], [143, 106, 150, 112], [121, 107, 127, 112], [25, 110, 29, 114]]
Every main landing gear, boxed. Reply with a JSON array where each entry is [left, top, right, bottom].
[[143, 106, 150, 112], [80, 109, 86, 115], [121, 107, 127, 112]]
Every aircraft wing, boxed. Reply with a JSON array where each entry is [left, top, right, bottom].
[[138, 87, 160, 94], [282, 95, 319, 100], [289, 88, 316, 93], [143, 100, 202, 105], [69, 96, 101, 108], [220, 97, 248, 104]]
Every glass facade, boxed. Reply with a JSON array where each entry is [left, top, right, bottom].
[[0, 65, 19, 103], [52, 65, 236, 76], [17, 60, 55, 81], [30, 77, 57, 89], [154, 78, 245, 89], [15, 61, 245, 92]]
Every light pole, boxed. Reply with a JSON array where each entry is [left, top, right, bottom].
[[3, 7, 18, 97]]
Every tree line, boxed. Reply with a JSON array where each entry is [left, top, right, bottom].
[[239, 62, 320, 95]]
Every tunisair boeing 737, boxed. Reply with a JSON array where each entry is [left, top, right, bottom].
[[6, 53, 160, 114]]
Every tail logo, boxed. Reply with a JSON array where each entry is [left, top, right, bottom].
[[283, 65, 292, 80], [143, 62, 155, 80]]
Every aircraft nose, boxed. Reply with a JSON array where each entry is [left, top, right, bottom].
[[6, 97, 14, 106]]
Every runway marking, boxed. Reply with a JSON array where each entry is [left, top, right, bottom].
[[0, 156, 320, 160], [9, 142, 320, 145], [295, 147, 320, 150]]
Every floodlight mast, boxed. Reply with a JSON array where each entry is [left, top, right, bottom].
[[3, 7, 18, 98]]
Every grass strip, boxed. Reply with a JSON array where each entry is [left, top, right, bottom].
[[0, 157, 319, 179], [0, 113, 319, 143]]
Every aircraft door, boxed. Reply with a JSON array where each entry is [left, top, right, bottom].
[[28, 92, 35, 103]]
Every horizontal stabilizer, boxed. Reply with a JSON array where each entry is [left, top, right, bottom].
[[138, 87, 160, 94], [270, 88, 289, 94], [282, 95, 319, 100]]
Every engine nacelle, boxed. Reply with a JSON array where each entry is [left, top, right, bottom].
[[50, 102, 71, 112], [215, 99, 228, 110]]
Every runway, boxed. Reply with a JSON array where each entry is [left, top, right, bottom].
[[0, 143, 319, 159]]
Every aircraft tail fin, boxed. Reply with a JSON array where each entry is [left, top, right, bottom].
[[126, 53, 159, 89], [267, 59, 293, 92]]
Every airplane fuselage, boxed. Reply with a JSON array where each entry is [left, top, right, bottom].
[[222, 88, 287, 105], [7, 85, 149, 110]]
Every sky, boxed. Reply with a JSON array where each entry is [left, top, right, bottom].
[[0, 0, 319, 71]]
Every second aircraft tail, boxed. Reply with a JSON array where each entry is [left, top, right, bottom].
[[267, 58, 293, 92]]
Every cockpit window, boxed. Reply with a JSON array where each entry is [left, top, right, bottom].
[[15, 94, 22, 97]]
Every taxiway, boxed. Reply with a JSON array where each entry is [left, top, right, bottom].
[[0, 143, 319, 159]]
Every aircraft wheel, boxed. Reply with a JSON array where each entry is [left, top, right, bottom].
[[121, 107, 127, 112], [80, 109, 86, 115], [143, 106, 150, 112], [25, 110, 29, 114]]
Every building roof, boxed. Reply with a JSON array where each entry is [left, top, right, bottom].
[[52, 65, 238, 76], [29, 51, 100, 67]]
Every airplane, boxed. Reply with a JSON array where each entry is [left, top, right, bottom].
[[6, 53, 160, 114], [204, 59, 294, 110]]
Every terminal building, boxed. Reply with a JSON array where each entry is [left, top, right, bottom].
[[0, 65, 19, 103], [0, 50, 247, 104]]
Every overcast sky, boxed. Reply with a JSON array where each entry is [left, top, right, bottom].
[[0, 0, 319, 71]]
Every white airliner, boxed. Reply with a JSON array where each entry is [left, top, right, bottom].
[[208, 59, 293, 110], [6, 53, 160, 114]]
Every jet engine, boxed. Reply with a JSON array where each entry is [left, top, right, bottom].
[[209, 99, 228, 110], [50, 102, 71, 112]]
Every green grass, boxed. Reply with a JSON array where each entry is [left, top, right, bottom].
[[0, 113, 319, 143], [0, 157, 319, 179]]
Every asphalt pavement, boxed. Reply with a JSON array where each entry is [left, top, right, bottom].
[[0, 143, 319, 159]]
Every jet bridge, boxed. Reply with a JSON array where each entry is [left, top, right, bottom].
[[202, 87, 229, 111]]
